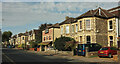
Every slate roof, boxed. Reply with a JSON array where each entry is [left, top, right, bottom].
[[107, 6, 120, 11], [48, 23, 60, 28], [59, 18, 77, 25], [76, 7, 117, 19]]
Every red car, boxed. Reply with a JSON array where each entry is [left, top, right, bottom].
[[98, 47, 117, 58]]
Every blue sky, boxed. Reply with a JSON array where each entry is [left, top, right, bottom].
[[1, 2, 119, 35]]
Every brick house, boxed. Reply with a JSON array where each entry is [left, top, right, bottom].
[[40, 23, 60, 51], [60, 7, 119, 48]]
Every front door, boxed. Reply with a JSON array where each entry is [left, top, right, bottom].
[[110, 41, 113, 47]]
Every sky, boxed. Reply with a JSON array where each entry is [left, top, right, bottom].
[[1, 1, 119, 35]]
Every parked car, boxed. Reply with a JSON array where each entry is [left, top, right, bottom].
[[77, 43, 102, 56], [98, 47, 117, 58]]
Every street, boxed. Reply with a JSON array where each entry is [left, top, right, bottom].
[[2, 48, 120, 64], [2, 48, 84, 64]]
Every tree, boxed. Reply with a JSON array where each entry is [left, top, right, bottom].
[[29, 41, 38, 48], [2, 31, 12, 42], [54, 36, 77, 51]]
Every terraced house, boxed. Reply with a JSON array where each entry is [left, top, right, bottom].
[[60, 7, 120, 48], [9, 35, 17, 46], [28, 29, 40, 43]]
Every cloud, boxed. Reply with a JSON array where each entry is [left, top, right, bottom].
[[2, 2, 118, 34], [2, 0, 120, 2]]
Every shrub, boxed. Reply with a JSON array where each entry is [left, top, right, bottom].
[[29, 41, 38, 48], [54, 36, 77, 51]]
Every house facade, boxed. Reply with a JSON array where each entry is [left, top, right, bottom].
[[108, 6, 120, 48], [28, 29, 40, 42], [60, 7, 119, 48], [41, 23, 60, 51], [9, 35, 17, 46]]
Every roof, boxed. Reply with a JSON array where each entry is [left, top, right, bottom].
[[59, 18, 77, 25], [107, 6, 120, 12], [48, 23, 60, 28], [76, 7, 117, 19], [18, 33, 24, 37], [33, 29, 40, 35]]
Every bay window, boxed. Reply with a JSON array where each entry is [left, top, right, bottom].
[[109, 20, 113, 30], [66, 25, 69, 34], [86, 19, 91, 30], [76, 24, 78, 32]]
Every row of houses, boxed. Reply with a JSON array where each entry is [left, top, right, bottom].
[[9, 6, 120, 51]]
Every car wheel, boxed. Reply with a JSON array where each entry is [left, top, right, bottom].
[[99, 56, 102, 58], [108, 54, 112, 58]]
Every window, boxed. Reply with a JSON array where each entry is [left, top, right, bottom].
[[80, 36, 82, 43], [109, 36, 113, 47], [46, 36, 48, 40], [61, 26, 63, 34], [86, 36, 91, 44], [23, 37, 24, 40], [49, 36, 51, 40], [44, 37, 45, 41], [109, 20, 113, 30], [66, 25, 69, 34], [72, 25, 75, 33], [75, 24, 78, 32], [80, 21, 82, 29], [45, 29, 49, 34], [86, 20, 91, 30]]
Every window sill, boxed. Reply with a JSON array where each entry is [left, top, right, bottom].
[[86, 29, 91, 30], [79, 29, 82, 31], [108, 29, 113, 31]]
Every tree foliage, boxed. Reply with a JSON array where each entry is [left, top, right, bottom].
[[29, 41, 38, 48], [54, 36, 76, 51], [2, 31, 12, 42]]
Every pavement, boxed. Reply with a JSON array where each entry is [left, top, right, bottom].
[[26, 49, 117, 62]]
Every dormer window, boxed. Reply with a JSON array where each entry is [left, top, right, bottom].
[[45, 29, 49, 34]]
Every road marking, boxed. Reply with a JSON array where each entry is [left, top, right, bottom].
[[2, 53, 16, 64]]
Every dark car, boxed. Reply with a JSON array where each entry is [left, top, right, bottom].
[[77, 43, 102, 56], [98, 47, 117, 58]]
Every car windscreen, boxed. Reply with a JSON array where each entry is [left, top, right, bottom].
[[100, 48, 108, 50]]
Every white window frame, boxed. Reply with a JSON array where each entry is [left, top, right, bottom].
[[79, 21, 82, 30], [66, 25, 69, 34], [75, 24, 78, 32], [86, 19, 91, 30], [108, 20, 113, 30], [72, 25, 74, 33], [61, 26, 63, 34]]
